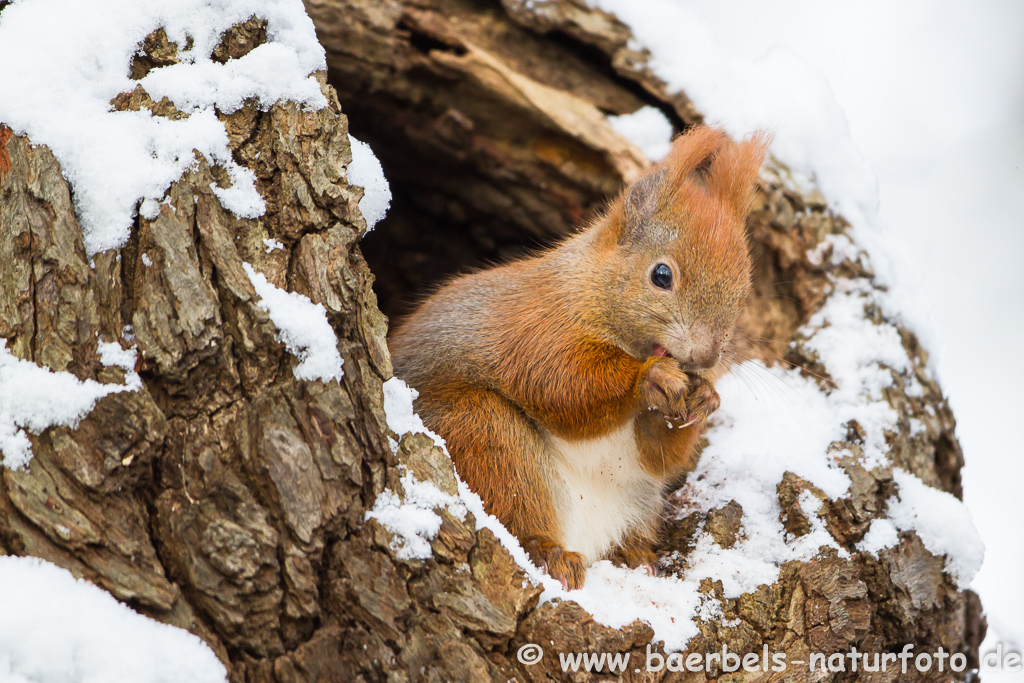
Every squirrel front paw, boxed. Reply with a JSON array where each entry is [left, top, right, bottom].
[[640, 358, 721, 427], [523, 537, 586, 590], [683, 373, 720, 425], [640, 357, 693, 421]]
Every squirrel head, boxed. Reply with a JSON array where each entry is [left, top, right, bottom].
[[593, 125, 769, 372]]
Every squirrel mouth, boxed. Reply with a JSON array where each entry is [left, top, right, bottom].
[[652, 344, 672, 358]]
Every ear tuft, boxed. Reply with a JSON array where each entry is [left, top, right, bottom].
[[704, 130, 771, 216], [661, 126, 729, 192]]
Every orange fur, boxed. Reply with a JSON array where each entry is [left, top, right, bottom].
[[390, 125, 769, 588], [0, 125, 12, 179]]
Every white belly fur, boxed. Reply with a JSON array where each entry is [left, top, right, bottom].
[[544, 421, 663, 563]]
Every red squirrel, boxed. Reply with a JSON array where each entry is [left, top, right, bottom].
[[390, 126, 768, 588]]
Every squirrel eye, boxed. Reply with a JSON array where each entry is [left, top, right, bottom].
[[650, 263, 673, 290]]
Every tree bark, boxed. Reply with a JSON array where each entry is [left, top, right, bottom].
[[0, 2, 986, 682]]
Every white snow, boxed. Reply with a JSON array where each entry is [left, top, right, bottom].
[[382, 378, 445, 450], [365, 488, 442, 561], [0, 340, 142, 470], [97, 340, 138, 372], [366, 471, 468, 561], [376, 378, 560, 583], [669, 348, 978, 601], [0, 555, 226, 683], [607, 106, 674, 161], [242, 263, 343, 383], [671, 373, 853, 597], [800, 280, 913, 470], [856, 518, 899, 554], [887, 468, 985, 588], [347, 135, 392, 230], [262, 237, 284, 253], [0, 0, 327, 256], [855, 469, 986, 590]]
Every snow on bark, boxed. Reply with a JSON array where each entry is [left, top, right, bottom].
[[0, 0, 326, 255]]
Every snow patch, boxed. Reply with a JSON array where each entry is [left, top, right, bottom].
[[366, 470, 467, 561], [0, 340, 142, 470], [853, 471, 983, 590], [856, 518, 899, 554], [209, 161, 265, 219], [97, 340, 138, 372], [0, 556, 226, 683], [0, 0, 327, 255], [801, 279, 913, 469], [607, 106, 674, 161], [347, 135, 391, 230], [887, 468, 984, 588], [669, 365, 847, 601], [242, 263, 343, 383], [382, 378, 445, 450]]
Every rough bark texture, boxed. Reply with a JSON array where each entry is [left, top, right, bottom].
[[0, 2, 985, 682]]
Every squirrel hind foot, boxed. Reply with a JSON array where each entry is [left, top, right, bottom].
[[607, 542, 659, 575], [524, 536, 587, 590]]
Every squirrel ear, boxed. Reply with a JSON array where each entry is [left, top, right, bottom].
[[705, 131, 770, 216], [617, 126, 726, 244], [620, 168, 666, 243]]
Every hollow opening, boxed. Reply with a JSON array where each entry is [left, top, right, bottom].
[[354, 126, 580, 321], [346, 100, 614, 321]]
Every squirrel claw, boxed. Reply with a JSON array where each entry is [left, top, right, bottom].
[[641, 358, 693, 421], [683, 374, 720, 425], [665, 414, 697, 429], [608, 541, 659, 573], [524, 537, 587, 590]]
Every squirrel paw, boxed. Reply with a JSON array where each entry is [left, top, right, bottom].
[[640, 358, 693, 421], [608, 543, 659, 574], [683, 374, 721, 425], [524, 537, 586, 590]]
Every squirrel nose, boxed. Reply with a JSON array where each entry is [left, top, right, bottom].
[[684, 338, 722, 370]]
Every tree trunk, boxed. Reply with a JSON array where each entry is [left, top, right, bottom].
[[0, 2, 985, 682]]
